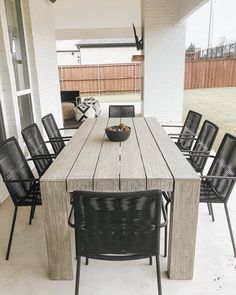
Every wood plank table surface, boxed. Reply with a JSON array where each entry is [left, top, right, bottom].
[[40, 117, 200, 280]]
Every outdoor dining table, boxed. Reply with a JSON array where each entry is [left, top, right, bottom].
[[40, 117, 200, 281]]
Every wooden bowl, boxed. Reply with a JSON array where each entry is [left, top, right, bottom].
[[105, 126, 131, 142]]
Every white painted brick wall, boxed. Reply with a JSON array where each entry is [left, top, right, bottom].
[[27, 0, 63, 127], [142, 0, 186, 123]]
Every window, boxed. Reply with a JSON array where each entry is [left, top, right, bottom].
[[5, 0, 30, 91], [5, 0, 34, 129]]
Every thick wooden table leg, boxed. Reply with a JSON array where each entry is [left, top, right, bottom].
[[167, 179, 200, 279], [41, 181, 73, 280]]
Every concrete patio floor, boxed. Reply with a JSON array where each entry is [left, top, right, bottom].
[[0, 182, 236, 295]]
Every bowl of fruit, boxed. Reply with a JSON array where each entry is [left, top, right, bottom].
[[105, 123, 131, 142]]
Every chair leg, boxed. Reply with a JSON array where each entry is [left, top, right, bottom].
[[29, 192, 37, 224], [149, 256, 152, 265], [164, 202, 169, 258], [224, 204, 236, 257], [32, 204, 37, 219], [6, 207, 18, 260], [85, 257, 89, 265], [75, 257, 81, 295], [207, 203, 211, 215], [156, 255, 162, 295], [29, 205, 34, 225], [209, 203, 215, 222]]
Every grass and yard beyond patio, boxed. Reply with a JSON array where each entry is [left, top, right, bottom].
[[84, 87, 236, 152], [183, 87, 236, 151]]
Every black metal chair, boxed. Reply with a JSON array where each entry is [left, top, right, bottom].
[[183, 120, 219, 174], [199, 133, 236, 257], [69, 190, 167, 295], [0, 137, 41, 260], [21, 123, 56, 177], [42, 113, 72, 155], [109, 105, 135, 118], [182, 120, 219, 222], [167, 110, 202, 151], [164, 133, 236, 258]]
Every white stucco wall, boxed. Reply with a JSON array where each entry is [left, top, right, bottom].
[[142, 0, 186, 123]]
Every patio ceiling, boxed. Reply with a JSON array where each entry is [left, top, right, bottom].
[[52, 0, 141, 40], [52, 0, 208, 40]]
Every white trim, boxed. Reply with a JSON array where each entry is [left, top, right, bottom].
[[16, 88, 31, 96], [20, 0, 37, 124]]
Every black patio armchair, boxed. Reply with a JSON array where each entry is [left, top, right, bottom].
[[183, 120, 219, 174], [21, 123, 56, 177], [0, 137, 42, 260], [164, 133, 236, 258], [164, 110, 202, 151], [69, 190, 167, 295], [42, 113, 74, 155], [182, 120, 219, 222], [109, 105, 135, 118]]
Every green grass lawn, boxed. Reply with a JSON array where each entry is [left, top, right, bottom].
[[183, 87, 236, 151], [82, 87, 236, 152]]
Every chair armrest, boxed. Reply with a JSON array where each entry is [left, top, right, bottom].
[[59, 127, 78, 130], [158, 203, 168, 228], [61, 135, 72, 139], [68, 206, 76, 228], [201, 175, 236, 180], [27, 154, 56, 161], [183, 154, 215, 158], [182, 150, 210, 154], [169, 134, 196, 139], [162, 124, 183, 128], [3, 178, 39, 184], [50, 137, 71, 142], [168, 133, 181, 136]]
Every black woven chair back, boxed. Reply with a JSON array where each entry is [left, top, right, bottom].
[[109, 105, 135, 118], [190, 120, 219, 173], [208, 133, 236, 201], [178, 110, 202, 149], [22, 123, 53, 177], [41, 113, 65, 155], [71, 190, 162, 258], [0, 137, 35, 205]]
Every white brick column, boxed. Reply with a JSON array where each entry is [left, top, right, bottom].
[[142, 0, 186, 123], [27, 0, 63, 127]]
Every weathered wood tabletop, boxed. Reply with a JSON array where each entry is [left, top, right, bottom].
[[40, 117, 200, 280]]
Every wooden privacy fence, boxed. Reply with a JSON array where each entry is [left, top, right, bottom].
[[59, 58, 236, 94], [185, 58, 236, 89], [59, 63, 142, 94]]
